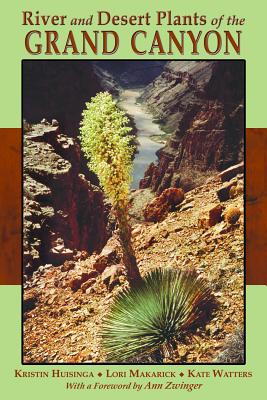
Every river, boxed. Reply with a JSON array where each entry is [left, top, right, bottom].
[[119, 89, 164, 189]]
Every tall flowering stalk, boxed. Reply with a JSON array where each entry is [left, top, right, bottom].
[[80, 92, 141, 284]]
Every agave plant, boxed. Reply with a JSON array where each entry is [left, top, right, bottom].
[[101, 268, 214, 362]]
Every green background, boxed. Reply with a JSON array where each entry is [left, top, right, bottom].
[[1, 0, 267, 398], [1, 0, 267, 127], [1, 286, 266, 398]]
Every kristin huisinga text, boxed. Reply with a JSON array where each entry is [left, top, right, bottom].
[[14, 369, 253, 379]]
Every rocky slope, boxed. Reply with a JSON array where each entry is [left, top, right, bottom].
[[23, 166, 244, 363], [140, 61, 244, 193], [23, 122, 108, 276]]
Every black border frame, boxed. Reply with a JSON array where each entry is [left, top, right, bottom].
[[21, 58, 246, 366]]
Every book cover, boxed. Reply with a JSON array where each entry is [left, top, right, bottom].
[[0, 0, 266, 398]]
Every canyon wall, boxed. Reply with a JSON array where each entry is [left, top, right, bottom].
[[24, 123, 108, 276], [95, 61, 167, 87], [23, 60, 153, 276], [23, 61, 119, 137], [140, 61, 244, 193]]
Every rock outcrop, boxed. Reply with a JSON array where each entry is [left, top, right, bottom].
[[143, 187, 184, 222], [23, 61, 119, 137], [24, 122, 108, 275], [140, 61, 244, 194]]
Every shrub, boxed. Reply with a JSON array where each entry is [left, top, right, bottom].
[[101, 268, 214, 362], [224, 206, 241, 224], [80, 92, 141, 284], [80, 92, 134, 208]]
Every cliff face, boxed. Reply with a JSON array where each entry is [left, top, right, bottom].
[[96, 61, 167, 87], [24, 123, 108, 276], [23, 61, 119, 137], [22, 61, 137, 277], [22, 61, 164, 137], [140, 61, 244, 193]]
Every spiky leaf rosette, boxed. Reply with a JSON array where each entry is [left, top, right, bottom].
[[101, 268, 213, 362]]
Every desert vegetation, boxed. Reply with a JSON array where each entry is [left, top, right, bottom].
[[79, 92, 217, 361], [80, 92, 141, 284], [23, 61, 244, 364]]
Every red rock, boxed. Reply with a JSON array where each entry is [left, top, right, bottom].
[[217, 181, 237, 202], [143, 235, 157, 249], [102, 264, 124, 290], [208, 204, 224, 226], [70, 279, 82, 292], [81, 278, 97, 293], [61, 260, 75, 272], [93, 237, 121, 273], [143, 199, 169, 223], [139, 163, 158, 189], [102, 264, 124, 284], [143, 187, 184, 222], [85, 270, 99, 280], [73, 250, 89, 262], [198, 217, 209, 229], [23, 122, 108, 275], [218, 162, 244, 183], [69, 272, 96, 292], [161, 188, 185, 207]]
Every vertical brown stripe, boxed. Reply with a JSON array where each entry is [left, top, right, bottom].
[[0, 128, 21, 284], [246, 128, 267, 284]]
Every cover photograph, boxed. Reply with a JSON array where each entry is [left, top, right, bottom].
[[22, 59, 245, 365], [0, 0, 266, 398]]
